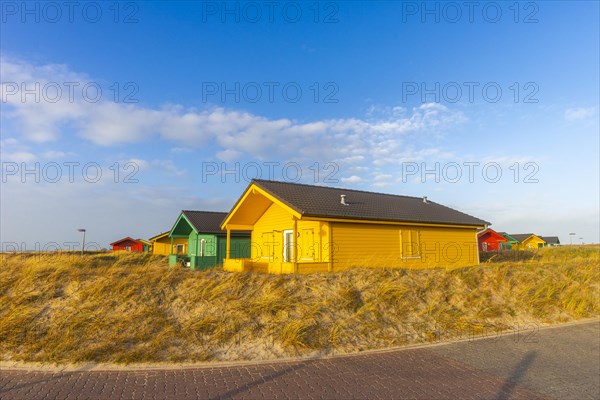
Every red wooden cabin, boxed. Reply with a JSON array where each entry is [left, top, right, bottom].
[[110, 237, 145, 253], [477, 228, 509, 252]]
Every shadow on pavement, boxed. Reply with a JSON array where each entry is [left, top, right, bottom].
[[496, 351, 537, 400], [207, 360, 314, 400]]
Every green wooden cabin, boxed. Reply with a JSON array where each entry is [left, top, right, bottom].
[[498, 232, 519, 250], [168, 210, 251, 270], [138, 239, 152, 253]]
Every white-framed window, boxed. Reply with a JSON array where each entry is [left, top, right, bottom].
[[126, 246, 131, 251], [482, 242, 488, 252], [283, 230, 294, 262], [176, 244, 185, 254], [199, 239, 206, 256]]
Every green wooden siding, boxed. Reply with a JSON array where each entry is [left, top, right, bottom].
[[168, 211, 251, 270], [188, 233, 217, 258], [217, 235, 251, 263], [170, 232, 251, 270]]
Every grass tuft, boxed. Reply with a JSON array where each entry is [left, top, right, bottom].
[[0, 246, 598, 363]]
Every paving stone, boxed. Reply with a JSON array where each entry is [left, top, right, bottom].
[[1, 321, 598, 399]]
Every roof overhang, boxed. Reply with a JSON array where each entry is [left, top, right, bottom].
[[221, 183, 302, 230], [148, 232, 169, 241], [110, 237, 139, 246], [169, 212, 197, 237], [302, 215, 486, 229]]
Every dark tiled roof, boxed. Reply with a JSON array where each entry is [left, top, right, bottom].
[[497, 232, 517, 240], [251, 179, 489, 227], [477, 228, 506, 239], [509, 233, 539, 242], [541, 236, 560, 244], [110, 237, 141, 246], [181, 211, 228, 234], [149, 231, 170, 241]]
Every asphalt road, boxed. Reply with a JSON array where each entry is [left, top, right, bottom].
[[1, 320, 598, 399]]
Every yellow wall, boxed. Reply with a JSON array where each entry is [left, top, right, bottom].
[[330, 222, 479, 270], [517, 236, 546, 250], [250, 203, 332, 273], [224, 185, 481, 273], [151, 236, 188, 255], [245, 202, 479, 272]]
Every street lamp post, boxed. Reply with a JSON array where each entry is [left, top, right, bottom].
[[78, 229, 86, 256], [569, 232, 576, 245]]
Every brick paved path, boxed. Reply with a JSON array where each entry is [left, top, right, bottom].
[[1, 320, 598, 400]]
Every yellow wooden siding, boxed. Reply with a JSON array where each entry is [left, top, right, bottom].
[[248, 203, 332, 273], [331, 222, 478, 270], [296, 220, 331, 264], [151, 237, 188, 255], [251, 202, 294, 264], [297, 262, 329, 274], [517, 236, 546, 250], [222, 182, 481, 273]]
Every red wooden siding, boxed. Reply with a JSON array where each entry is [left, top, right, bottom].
[[111, 237, 144, 252], [477, 229, 509, 252]]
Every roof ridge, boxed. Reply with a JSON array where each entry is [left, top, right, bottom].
[[182, 210, 227, 214], [252, 179, 430, 201]]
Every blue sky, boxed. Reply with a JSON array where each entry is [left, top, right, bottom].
[[1, 1, 599, 249]]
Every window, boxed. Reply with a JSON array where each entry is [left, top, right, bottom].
[[176, 244, 185, 255], [400, 229, 420, 258], [482, 242, 488, 252], [126, 246, 131, 251], [199, 239, 206, 256], [283, 230, 294, 262]]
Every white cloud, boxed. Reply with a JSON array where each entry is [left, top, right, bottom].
[[151, 159, 186, 176], [1, 151, 37, 162], [216, 149, 242, 162], [1, 58, 467, 164], [42, 150, 68, 159], [565, 107, 596, 121], [341, 175, 363, 183], [374, 174, 393, 181]]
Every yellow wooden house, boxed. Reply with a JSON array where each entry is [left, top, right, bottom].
[[149, 231, 188, 256], [510, 233, 547, 250], [221, 180, 490, 274]]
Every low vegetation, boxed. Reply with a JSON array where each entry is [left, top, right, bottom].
[[1, 246, 598, 364]]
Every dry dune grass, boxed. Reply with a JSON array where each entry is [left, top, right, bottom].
[[1, 246, 598, 364]]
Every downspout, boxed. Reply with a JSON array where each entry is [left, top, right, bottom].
[[475, 231, 480, 264]]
